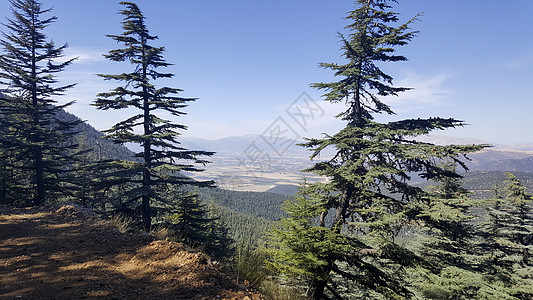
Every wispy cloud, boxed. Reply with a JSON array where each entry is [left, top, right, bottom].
[[55, 69, 456, 140], [387, 71, 453, 113], [56, 70, 114, 104], [60, 47, 107, 64], [181, 75, 457, 140]]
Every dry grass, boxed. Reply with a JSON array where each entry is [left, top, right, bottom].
[[0, 205, 262, 299]]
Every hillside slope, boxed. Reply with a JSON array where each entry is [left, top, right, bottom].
[[0, 205, 260, 300], [55, 109, 137, 161]]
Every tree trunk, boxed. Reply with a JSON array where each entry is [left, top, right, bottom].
[[308, 278, 328, 300], [141, 194, 151, 232], [34, 149, 45, 206], [141, 49, 152, 232], [141, 98, 152, 232], [1, 168, 6, 203], [331, 185, 353, 233]]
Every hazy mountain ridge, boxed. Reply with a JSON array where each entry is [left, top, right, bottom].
[[53, 109, 533, 194], [181, 134, 533, 194], [474, 155, 533, 172], [180, 134, 311, 157], [182, 134, 533, 172]]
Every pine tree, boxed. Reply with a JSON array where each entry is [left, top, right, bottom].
[[266, 185, 354, 299], [504, 174, 533, 263], [410, 162, 494, 299], [0, 93, 15, 204], [158, 191, 234, 259], [269, 0, 487, 298], [415, 162, 476, 267], [0, 0, 80, 206], [93, 2, 214, 232], [478, 173, 533, 299]]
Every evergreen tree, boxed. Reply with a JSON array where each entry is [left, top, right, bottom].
[[268, 0, 487, 298], [410, 162, 502, 299], [478, 173, 533, 299], [209, 203, 272, 248], [158, 191, 234, 259], [0, 0, 80, 206], [0, 93, 16, 204], [414, 162, 476, 268], [93, 2, 214, 232], [266, 185, 353, 299]]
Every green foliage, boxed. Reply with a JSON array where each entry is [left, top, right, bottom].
[[210, 203, 272, 247], [407, 163, 491, 298], [193, 186, 287, 221], [235, 243, 269, 289], [0, 105, 23, 205], [411, 172, 533, 299], [413, 162, 479, 267], [0, 0, 80, 206], [92, 2, 213, 231], [266, 186, 354, 299], [259, 278, 306, 300], [266, 187, 348, 280], [477, 173, 533, 299], [268, 1, 489, 298], [156, 190, 234, 259], [415, 266, 518, 300]]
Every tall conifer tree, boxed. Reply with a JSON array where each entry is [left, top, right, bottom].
[[93, 2, 213, 232], [410, 163, 501, 299], [268, 0, 486, 298], [266, 184, 353, 298], [0, 93, 14, 204], [478, 173, 533, 299], [0, 0, 79, 206], [0, 93, 24, 205], [415, 163, 476, 268]]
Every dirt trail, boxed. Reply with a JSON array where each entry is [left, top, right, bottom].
[[0, 205, 260, 300]]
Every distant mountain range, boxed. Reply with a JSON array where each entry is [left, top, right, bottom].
[[179, 134, 313, 157], [180, 134, 533, 173], [52, 108, 533, 196], [474, 155, 533, 172], [179, 134, 533, 195], [45, 110, 533, 227], [56, 109, 533, 176]]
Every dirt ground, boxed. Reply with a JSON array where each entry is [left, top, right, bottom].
[[0, 205, 262, 300]]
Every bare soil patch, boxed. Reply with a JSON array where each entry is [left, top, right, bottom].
[[0, 205, 261, 300]]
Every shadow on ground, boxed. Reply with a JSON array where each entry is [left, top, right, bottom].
[[0, 205, 259, 300]]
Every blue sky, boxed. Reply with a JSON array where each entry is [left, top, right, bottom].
[[2, 0, 532, 145]]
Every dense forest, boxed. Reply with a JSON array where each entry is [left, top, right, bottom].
[[0, 0, 532, 299]]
